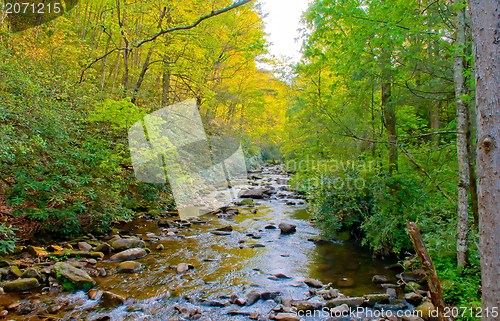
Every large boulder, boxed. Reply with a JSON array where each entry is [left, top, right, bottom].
[[3, 278, 40, 292], [278, 222, 296, 234], [111, 237, 145, 251], [53, 262, 95, 290], [239, 188, 269, 199], [110, 248, 147, 262]]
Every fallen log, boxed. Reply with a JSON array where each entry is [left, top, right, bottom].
[[406, 221, 452, 321]]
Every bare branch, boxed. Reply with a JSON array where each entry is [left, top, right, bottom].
[[136, 0, 254, 47]]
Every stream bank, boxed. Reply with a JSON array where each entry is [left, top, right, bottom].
[[0, 165, 431, 320]]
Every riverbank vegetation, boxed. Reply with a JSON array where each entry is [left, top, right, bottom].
[[1, 0, 498, 319]]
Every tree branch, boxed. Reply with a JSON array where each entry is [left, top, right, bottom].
[[135, 0, 254, 48]]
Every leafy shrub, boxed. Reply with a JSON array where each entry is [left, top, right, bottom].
[[0, 223, 18, 255]]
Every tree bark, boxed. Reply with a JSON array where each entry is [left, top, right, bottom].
[[407, 221, 450, 321], [130, 7, 166, 105], [453, 0, 469, 272], [468, 0, 500, 317], [381, 50, 398, 174]]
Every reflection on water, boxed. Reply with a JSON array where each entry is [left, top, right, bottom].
[[1, 168, 400, 320]]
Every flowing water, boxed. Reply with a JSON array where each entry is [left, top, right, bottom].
[[1, 165, 399, 320]]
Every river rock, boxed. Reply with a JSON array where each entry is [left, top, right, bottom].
[[405, 281, 422, 292], [53, 262, 95, 289], [212, 231, 232, 236], [291, 300, 324, 311], [265, 225, 277, 229], [374, 301, 409, 311], [405, 292, 424, 305], [414, 300, 435, 320], [176, 263, 193, 273], [372, 274, 389, 284], [3, 278, 40, 292], [337, 277, 354, 287], [364, 293, 390, 305], [88, 289, 103, 300], [117, 261, 143, 273], [100, 291, 126, 308], [21, 268, 42, 281], [216, 225, 233, 232], [111, 237, 145, 251], [278, 222, 296, 234], [95, 243, 112, 254], [239, 188, 267, 199], [27, 246, 48, 258], [246, 291, 261, 306], [304, 278, 323, 288], [110, 248, 147, 262], [9, 265, 22, 278], [274, 313, 300, 321], [325, 297, 365, 308], [78, 242, 93, 252], [261, 291, 281, 300], [274, 273, 292, 279]]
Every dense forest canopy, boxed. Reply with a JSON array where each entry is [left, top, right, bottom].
[[0, 0, 498, 320]]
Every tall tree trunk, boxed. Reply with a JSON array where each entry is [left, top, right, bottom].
[[468, 0, 500, 317], [116, 0, 129, 98], [381, 50, 397, 174], [131, 7, 166, 105], [162, 65, 171, 107], [453, 1, 469, 272], [130, 49, 152, 104], [431, 100, 440, 145]]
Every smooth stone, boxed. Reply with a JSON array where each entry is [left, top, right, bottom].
[[405, 292, 424, 305], [9, 266, 22, 278], [337, 277, 354, 287], [372, 274, 389, 284], [116, 261, 143, 273], [414, 300, 436, 320], [78, 242, 93, 252], [325, 297, 366, 308], [278, 222, 296, 234], [176, 263, 192, 273], [364, 293, 391, 305], [109, 248, 147, 262], [215, 225, 233, 232], [246, 291, 261, 306], [110, 237, 145, 251], [274, 313, 300, 321], [100, 291, 126, 308], [53, 262, 95, 289], [21, 268, 42, 281], [95, 243, 112, 254], [3, 278, 40, 292], [291, 300, 324, 311], [304, 278, 323, 288]]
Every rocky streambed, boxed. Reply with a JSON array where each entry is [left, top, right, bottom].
[[0, 165, 434, 320]]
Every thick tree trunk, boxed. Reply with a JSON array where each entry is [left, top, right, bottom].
[[453, 1, 469, 272], [468, 0, 500, 317]]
